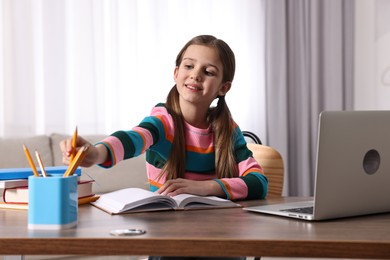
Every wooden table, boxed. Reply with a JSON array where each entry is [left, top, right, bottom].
[[1, 197, 390, 259]]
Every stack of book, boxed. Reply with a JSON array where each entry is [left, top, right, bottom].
[[0, 166, 98, 210]]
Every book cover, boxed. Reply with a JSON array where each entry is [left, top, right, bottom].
[[0, 202, 28, 210], [0, 179, 29, 189], [91, 187, 241, 215], [77, 179, 95, 198], [2, 179, 95, 204], [2, 186, 28, 204], [0, 166, 82, 180], [0, 195, 100, 210]]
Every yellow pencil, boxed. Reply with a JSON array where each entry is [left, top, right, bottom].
[[35, 150, 48, 177], [63, 145, 89, 177], [22, 144, 39, 177], [70, 126, 78, 162]]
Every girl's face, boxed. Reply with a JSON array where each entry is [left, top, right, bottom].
[[174, 44, 231, 108]]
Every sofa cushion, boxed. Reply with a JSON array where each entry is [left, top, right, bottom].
[[50, 133, 149, 194], [0, 135, 53, 168]]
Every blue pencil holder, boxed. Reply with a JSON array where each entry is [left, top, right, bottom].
[[28, 174, 78, 230]]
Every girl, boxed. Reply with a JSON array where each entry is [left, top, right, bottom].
[[61, 35, 268, 202]]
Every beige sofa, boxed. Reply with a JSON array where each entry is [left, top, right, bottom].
[[0, 133, 149, 194]]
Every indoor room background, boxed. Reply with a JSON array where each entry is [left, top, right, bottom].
[[0, 0, 388, 196]]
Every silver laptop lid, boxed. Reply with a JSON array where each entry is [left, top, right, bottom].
[[313, 110, 390, 220]]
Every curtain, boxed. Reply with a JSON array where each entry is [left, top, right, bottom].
[[0, 0, 266, 142], [265, 0, 355, 196]]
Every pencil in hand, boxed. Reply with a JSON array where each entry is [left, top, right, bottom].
[[63, 145, 89, 177], [70, 126, 78, 162]]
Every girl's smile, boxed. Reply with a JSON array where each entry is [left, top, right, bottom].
[[185, 83, 203, 91]]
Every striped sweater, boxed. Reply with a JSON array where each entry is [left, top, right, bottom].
[[97, 104, 268, 200]]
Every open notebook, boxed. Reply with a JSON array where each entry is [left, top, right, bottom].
[[244, 110, 390, 221]]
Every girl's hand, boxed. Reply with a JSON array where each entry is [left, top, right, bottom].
[[156, 178, 225, 197], [59, 136, 102, 167]]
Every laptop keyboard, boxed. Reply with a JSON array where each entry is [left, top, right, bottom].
[[280, 206, 313, 214]]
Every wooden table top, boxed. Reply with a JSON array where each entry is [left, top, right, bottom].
[[1, 197, 390, 258]]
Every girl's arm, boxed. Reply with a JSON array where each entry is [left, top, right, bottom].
[[60, 136, 109, 167], [157, 125, 268, 200], [156, 164, 268, 200], [157, 178, 225, 197]]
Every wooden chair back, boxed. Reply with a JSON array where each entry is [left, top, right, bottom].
[[247, 143, 284, 197]]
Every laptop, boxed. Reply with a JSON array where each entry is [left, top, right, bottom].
[[244, 110, 390, 221]]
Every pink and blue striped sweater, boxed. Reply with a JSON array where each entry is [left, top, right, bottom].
[[97, 104, 268, 200]]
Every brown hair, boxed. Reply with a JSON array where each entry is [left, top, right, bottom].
[[162, 35, 238, 180]]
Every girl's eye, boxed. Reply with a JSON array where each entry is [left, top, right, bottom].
[[205, 70, 215, 76], [184, 64, 193, 70]]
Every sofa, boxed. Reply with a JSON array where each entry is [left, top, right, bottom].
[[0, 133, 149, 194]]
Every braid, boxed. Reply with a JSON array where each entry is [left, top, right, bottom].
[[209, 96, 238, 178], [160, 86, 186, 180]]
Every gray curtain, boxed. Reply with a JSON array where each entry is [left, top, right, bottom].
[[265, 0, 355, 196]]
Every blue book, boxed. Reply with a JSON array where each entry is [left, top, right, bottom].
[[0, 166, 81, 180]]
